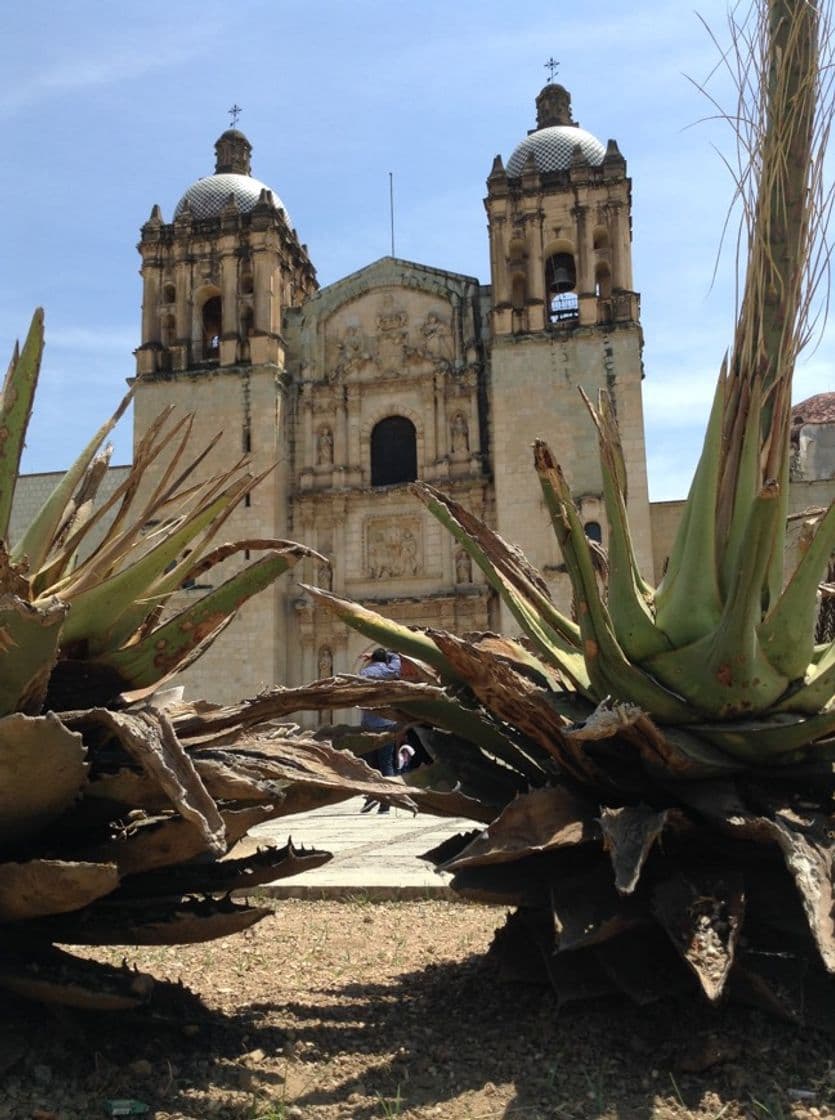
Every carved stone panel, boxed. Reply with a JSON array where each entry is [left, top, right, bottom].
[[365, 516, 423, 579], [324, 289, 456, 383]]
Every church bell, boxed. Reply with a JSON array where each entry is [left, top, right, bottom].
[[547, 252, 576, 294]]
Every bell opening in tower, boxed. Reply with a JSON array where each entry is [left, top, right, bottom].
[[545, 252, 579, 325], [201, 296, 222, 360]]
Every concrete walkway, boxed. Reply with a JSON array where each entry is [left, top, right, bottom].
[[248, 797, 478, 900]]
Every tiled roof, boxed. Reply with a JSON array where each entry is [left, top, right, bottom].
[[792, 392, 835, 426]]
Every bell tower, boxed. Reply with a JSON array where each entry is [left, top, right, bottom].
[[132, 129, 318, 699], [485, 83, 653, 621]]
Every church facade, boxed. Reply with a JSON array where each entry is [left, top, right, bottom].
[[129, 83, 654, 706]]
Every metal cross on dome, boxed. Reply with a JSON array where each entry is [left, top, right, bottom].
[[544, 57, 560, 82], [228, 103, 242, 127]]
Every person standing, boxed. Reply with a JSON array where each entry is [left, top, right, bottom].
[[359, 647, 401, 813]]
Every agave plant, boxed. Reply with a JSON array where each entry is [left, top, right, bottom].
[[303, 0, 835, 1026], [0, 310, 420, 1010]]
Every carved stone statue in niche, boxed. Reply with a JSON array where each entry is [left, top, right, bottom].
[[367, 518, 422, 579], [316, 425, 334, 466], [421, 312, 452, 361], [450, 411, 470, 455], [318, 645, 333, 679], [455, 549, 472, 584]]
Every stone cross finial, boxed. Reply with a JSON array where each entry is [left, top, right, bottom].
[[544, 57, 559, 83], [228, 103, 242, 128]]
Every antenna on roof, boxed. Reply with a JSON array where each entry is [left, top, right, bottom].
[[389, 171, 396, 257], [228, 103, 242, 127], [544, 57, 560, 83]]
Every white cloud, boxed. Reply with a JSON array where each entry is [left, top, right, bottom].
[[0, 34, 216, 117]]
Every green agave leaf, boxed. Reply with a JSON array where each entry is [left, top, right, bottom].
[[718, 380, 763, 601], [412, 482, 590, 694], [0, 309, 44, 542], [12, 386, 133, 573], [654, 364, 726, 645], [534, 441, 696, 724], [58, 487, 240, 655], [386, 693, 552, 785], [759, 500, 835, 680], [774, 640, 835, 714], [694, 708, 835, 762], [95, 545, 315, 690], [407, 729, 527, 808], [0, 594, 67, 717], [583, 389, 669, 662], [301, 584, 465, 684], [645, 485, 789, 718]]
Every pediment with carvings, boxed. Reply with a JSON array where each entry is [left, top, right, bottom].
[[323, 289, 455, 383]]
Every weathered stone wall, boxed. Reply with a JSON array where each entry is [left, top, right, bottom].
[[131, 362, 289, 704], [9, 465, 132, 556], [489, 322, 652, 628]]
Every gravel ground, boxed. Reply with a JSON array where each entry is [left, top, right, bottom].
[[1, 899, 833, 1120]]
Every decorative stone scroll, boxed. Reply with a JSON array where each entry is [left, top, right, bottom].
[[366, 517, 422, 579]]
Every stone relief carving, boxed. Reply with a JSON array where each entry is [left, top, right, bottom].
[[366, 517, 422, 579], [450, 411, 469, 455], [421, 312, 452, 363], [316, 425, 334, 465], [334, 324, 372, 378], [376, 295, 409, 375], [325, 298, 458, 381]]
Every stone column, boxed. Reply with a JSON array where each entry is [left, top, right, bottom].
[[141, 264, 160, 345], [252, 248, 274, 335], [346, 385, 361, 481]]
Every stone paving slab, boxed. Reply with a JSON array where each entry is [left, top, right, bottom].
[[246, 797, 478, 900]]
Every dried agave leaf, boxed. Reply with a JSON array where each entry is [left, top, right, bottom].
[[653, 870, 745, 1001], [0, 713, 87, 845], [29, 895, 271, 946], [442, 787, 599, 871], [0, 859, 119, 922], [70, 707, 225, 855], [600, 804, 670, 895]]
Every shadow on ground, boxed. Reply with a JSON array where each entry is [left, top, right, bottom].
[[3, 952, 833, 1119]]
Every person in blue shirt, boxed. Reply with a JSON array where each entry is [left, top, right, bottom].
[[359, 648, 401, 813]]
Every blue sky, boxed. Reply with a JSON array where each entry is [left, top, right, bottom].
[[1, 1, 831, 499]]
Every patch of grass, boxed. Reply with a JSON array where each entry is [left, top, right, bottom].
[[375, 1083, 404, 1117], [750, 1092, 788, 1120]]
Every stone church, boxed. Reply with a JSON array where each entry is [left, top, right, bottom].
[[106, 80, 834, 704], [130, 80, 653, 704]]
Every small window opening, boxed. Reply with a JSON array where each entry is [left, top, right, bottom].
[[593, 229, 609, 251], [371, 416, 418, 487], [244, 492, 251, 508], [241, 273, 254, 295], [163, 283, 176, 304], [595, 264, 612, 300], [584, 521, 603, 543]]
